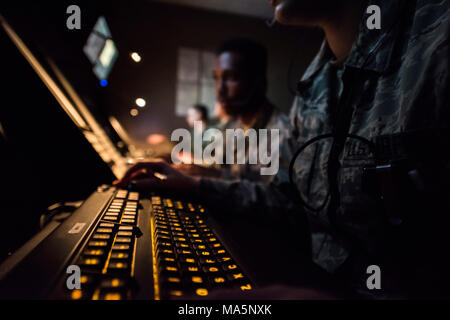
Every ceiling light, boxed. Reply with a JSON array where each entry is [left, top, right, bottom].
[[130, 52, 141, 63], [135, 98, 146, 108]]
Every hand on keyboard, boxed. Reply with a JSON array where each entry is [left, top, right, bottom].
[[114, 159, 200, 193], [172, 163, 221, 178]]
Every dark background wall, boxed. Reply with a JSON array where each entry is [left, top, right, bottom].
[[2, 1, 323, 142], [101, 2, 324, 140]]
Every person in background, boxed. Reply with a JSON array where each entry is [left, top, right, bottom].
[[186, 104, 209, 132], [212, 101, 232, 130], [177, 38, 292, 183]]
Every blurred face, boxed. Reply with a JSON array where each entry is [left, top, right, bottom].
[[269, 0, 340, 26], [186, 108, 203, 128], [213, 52, 257, 116]]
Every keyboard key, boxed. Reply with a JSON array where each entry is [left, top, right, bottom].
[[213, 249, 227, 256], [239, 283, 253, 291], [115, 237, 132, 243], [103, 216, 118, 221], [116, 191, 128, 199], [128, 192, 139, 200], [176, 249, 193, 257], [199, 258, 217, 265], [180, 265, 201, 274], [197, 250, 212, 257], [172, 232, 186, 237], [179, 257, 197, 264], [80, 274, 95, 285], [210, 276, 227, 287], [100, 278, 127, 289], [161, 256, 176, 264], [110, 252, 129, 259], [226, 272, 246, 282], [117, 231, 132, 237], [84, 249, 104, 256], [119, 225, 133, 231], [88, 241, 108, 247], [160, 265, 179, 275], [157, 241, 174, 249], [161, 276, 182, 286], [167, 289, 184, 298], [202, 266, 221, 274], [157, 249, 175, 260], [93, 234, 111, 240], [70, 289, 83, 300], [175, 242, 190, 249], [79, 257, 101, 267], [184, 275, 205, 286], [112, 244, 130, 250], [195, 288, 209, 297], [99, 223, 115, 228], [156, 232, 171, 241], [156, 229, 171, 235], [222, 263, 239, 272], [99, 291, 124, 300], [155, 225, 169, 231], [108, 261, 129, 270], [97, 228, 113, 233], [217, 256, 233, 263]]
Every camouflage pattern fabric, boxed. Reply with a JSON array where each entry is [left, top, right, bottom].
[[199, 0, 449, 296]]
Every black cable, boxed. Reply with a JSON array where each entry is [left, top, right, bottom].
[[289, 133, 375, 213], [288, 3, 407, 213]]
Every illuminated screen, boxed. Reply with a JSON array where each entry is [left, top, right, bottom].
[[83, 16, 118, 81]]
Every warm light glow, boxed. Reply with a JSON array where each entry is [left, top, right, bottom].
[[177, 151, 193, 164], [130, 108, 139, 117], [135, 98, 146, 107], [130, 52, 141, 63], [146, 134, 166, 145]]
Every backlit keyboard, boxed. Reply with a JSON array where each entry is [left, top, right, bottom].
[[67, 190, 141, 300], [150, 196, 253, 299], [61, 190, 252, 300]]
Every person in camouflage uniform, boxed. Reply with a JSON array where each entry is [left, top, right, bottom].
[[178, 38, 292, 184], [217, 102, 292, 183], [116, 0, 449, 298]]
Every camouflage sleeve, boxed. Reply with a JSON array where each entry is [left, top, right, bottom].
[[198, 106, 303, 220], [198, 176, 300, 221]]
